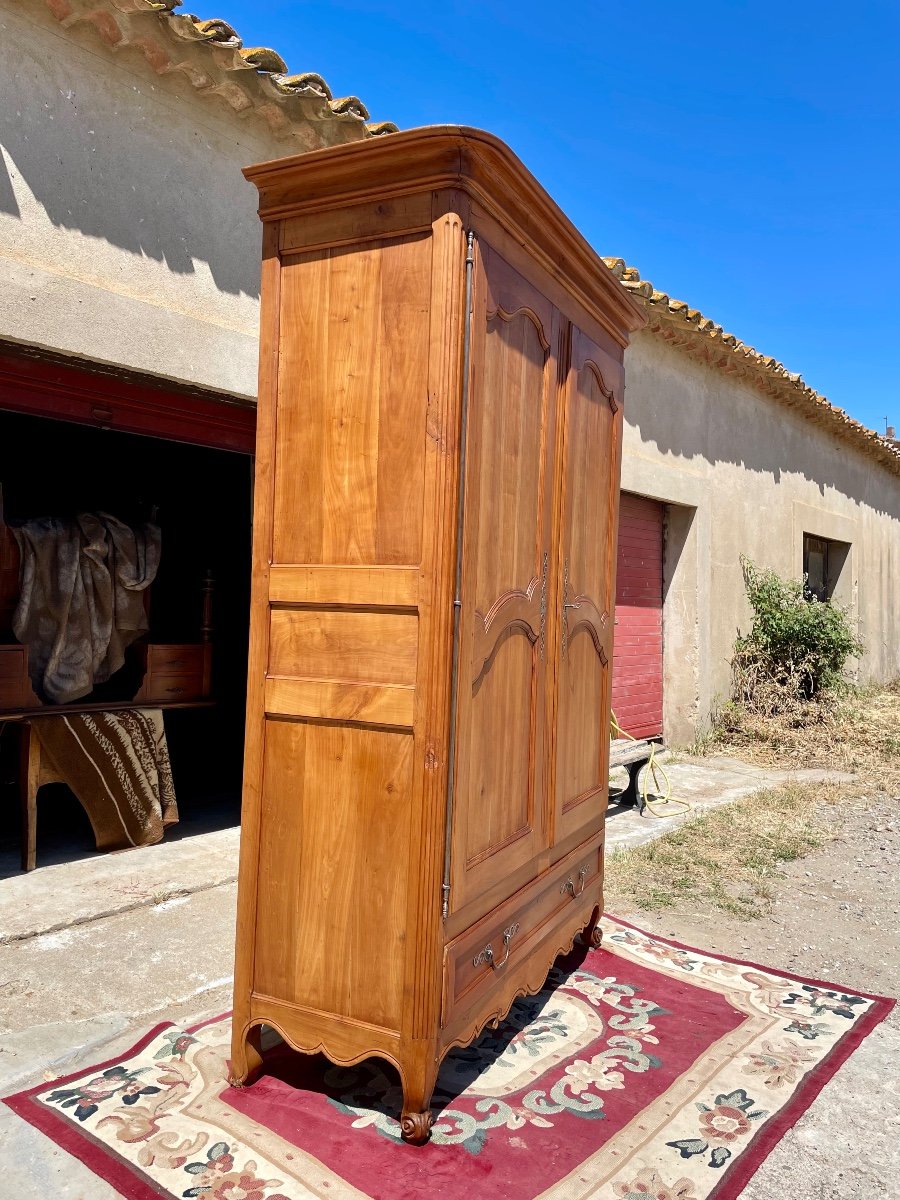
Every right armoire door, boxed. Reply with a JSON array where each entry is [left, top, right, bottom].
[[551, 323, 623, 851]]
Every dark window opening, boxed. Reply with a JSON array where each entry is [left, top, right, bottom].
[[803, 533, 850, 604], [803, 535, 829, 601]]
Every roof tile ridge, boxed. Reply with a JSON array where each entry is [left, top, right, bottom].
[[53, 0, 397, 140], [608, 258, 900, 471]]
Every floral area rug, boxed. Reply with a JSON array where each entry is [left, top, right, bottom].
[[4, 917, 893, 1200]]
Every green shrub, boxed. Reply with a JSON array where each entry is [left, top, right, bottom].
[[732, 557, 862, 712]]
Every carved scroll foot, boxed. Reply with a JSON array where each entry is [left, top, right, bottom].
[[398, 1044, 438, 1146], [229, 1023, 264, 1088], [400, 1109, 434, 1145], [581, 903, 603, 950]]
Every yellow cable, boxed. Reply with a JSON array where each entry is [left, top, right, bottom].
[[610, 709, 692, 818]]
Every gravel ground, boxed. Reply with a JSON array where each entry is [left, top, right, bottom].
[[619, 793, 899, 1023], [618, 792, 900, 1199]]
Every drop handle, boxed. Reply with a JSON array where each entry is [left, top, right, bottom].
[[472, 922, 520, 971], [561, 866, 589, 897], [561, 557, 578, 654]]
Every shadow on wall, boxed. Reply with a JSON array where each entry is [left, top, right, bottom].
[[0, 21, 261, 300], [625, 335, 900, 523], [0, 152, 19, 219]]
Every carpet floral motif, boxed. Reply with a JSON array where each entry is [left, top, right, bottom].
[[5, 917, 892, 1200], [327, 973, 666, 1151]]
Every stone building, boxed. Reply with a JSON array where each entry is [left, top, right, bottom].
[[606, 263, 900, 743], [1, 0, 898, 770]]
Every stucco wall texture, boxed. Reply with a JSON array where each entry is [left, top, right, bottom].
[[621, 330, 900, 743], [2, 3, 897, 746], [0, 0, 281, 398]]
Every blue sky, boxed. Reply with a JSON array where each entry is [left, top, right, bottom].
[[211, 1, 898, 435]]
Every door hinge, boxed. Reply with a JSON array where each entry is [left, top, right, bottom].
[[441, 883, 451, 920], [539, 549, 549, 658]]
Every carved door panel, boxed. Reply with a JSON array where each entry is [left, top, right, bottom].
[[449, 242, 558, 920], [551, 324, 623, 850]]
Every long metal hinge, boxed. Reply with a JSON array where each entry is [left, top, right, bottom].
[[539, 550, 549, 659], [440, 230, 476, 922]]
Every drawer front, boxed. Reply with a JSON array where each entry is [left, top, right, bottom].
[[146, 645, 207, 676], [0, 675, 30, 708], [442, 838, 603, 1024], [140, 671, 205, 702], [137, 645, 210, 702], [0, 646, 27, 679]]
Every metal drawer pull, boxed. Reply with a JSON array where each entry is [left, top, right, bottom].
[[561, 866, 589, 897], [473, 922, 520, 970]]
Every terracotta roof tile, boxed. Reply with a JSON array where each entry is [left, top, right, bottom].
[[604, 259, 900, 477], [43, 0, 397, 144]]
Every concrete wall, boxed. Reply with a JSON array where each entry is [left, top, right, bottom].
[[4, 6, 896, 748], [0, 0, 285, 399], [620, 329, 900, 745]]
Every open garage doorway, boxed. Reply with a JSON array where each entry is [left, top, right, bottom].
[[0, 347, 255, 876]]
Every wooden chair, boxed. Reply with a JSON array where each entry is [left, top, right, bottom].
[[18, 721, 64, 872]]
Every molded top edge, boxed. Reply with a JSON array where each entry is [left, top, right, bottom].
[[243, 125, 525, 186], [244, 126, 647, 336]]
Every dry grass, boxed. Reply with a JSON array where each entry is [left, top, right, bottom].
[[604, 783, 829, 919], [606, 682, 900, 919], [702, 680, 900, 796]]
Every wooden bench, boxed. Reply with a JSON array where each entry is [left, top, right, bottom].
[[609, 737, 664, 814]]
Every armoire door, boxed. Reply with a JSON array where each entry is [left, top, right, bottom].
[[551, 323, 623, 850], [449, 241, 559, 920]]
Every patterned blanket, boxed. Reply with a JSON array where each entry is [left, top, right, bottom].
[[33, 709, 177, 850]]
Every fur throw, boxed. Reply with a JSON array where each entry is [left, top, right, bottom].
[[12, 513, 161, 704]]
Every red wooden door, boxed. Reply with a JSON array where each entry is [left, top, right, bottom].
[[611, 493, 663, 738], [0, 348, 256, 454]]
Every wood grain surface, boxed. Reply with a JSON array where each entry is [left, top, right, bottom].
[[231, 128, 638, 1143]]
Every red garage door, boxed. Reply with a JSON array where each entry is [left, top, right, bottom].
[[611, 493, 663, 738]]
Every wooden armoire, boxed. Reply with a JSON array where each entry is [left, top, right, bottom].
[[231, 126, 646, 1142]]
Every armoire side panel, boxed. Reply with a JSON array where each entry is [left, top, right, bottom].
[[272, 235, 431, 566], [253, 719, 413, 1030], [248, 229, 434, 1034], [268, 608, 419, 687], [450, 242, 556, 919], [553, 327, 622, 847]]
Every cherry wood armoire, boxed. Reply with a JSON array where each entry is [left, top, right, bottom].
[[231, 127, 646, 1142]]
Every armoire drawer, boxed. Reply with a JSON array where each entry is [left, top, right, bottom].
[[0, 645, 33, 710], [442, 838, 604, 1024], [134, 644, 211, 703], [0, 645, 27, 678], [0, 676, 32, 709]]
